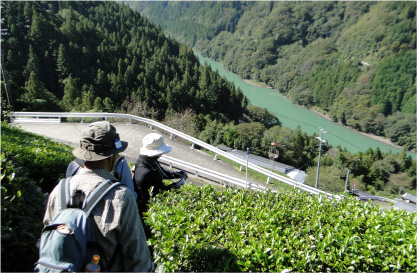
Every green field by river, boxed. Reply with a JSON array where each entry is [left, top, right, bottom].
[[197, 53, 415, 159]]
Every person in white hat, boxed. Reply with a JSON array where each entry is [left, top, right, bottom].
[[133, 133, 187, 235]]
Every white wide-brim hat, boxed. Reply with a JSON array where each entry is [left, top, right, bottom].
[[140, 133, 172, 157]]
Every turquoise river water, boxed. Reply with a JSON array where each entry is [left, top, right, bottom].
[[197, 54, 415, 159]]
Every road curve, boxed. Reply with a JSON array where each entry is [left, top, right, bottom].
[[11, 122, 268, 189]]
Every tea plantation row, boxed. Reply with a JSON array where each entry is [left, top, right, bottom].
[[1, 123, 74, 271], [2, 123, 416, 272], [146, 184, 417, 272]]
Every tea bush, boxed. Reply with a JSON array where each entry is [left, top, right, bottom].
[[1, 153, 45, 272], [2, 123, 416, 272], [146, 184, 417, 272], [1, 123, 74, 271], [1, 123, 74, 193]]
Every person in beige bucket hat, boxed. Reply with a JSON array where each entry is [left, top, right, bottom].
[[133, 133, 187, 238], [43, 121, 154, 272], [72, 121, 128, 161], [66, 122, 137, 199]]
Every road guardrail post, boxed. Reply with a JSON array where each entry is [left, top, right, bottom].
[[10, 111, 337, 199]]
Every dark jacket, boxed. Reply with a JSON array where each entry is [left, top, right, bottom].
[[133, 155, 182, 210]]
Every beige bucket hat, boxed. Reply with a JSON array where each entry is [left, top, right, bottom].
[[72, 121, 128, 161], [140, 133, 172, 157]]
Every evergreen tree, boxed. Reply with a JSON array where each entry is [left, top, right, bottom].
[[103, 97, 114, 112], [56, 44, 71, 82], [61, 75, 78, 111], [81, 85, 94, 111], [22, 71, 45, 103], [23, 45, 40, 78], [93, 97, 103, 111]]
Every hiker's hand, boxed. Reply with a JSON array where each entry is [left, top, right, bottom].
[[172, 182, 182, 189], [180, 170, 188, 180], [173, 177, 185, 189]]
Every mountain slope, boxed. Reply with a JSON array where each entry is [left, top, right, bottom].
[[132, 1, 416, 150], [2, 1, 246, 122]]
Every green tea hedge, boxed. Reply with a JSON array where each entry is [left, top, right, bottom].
[[1, 153, 45, 272], [1, 123, 74, 192], [1, 123, 74, 271], [146, 184, 417, 272]]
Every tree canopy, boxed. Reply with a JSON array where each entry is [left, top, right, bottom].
[[2, 1, 247, 122], [134, 1, 416, 149]]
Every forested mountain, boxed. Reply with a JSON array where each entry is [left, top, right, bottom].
[[132, 1, 416, 150], [2, 1, 415, 199], [2, 1, 247, 122]]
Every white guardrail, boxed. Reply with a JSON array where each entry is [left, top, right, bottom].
[[160, 155, 268, 192], [11, 112, 339, 199]]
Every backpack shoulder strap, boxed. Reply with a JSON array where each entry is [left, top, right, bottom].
[[82, 180, 122, 216], [116, 156, 124, 166], [111, 156, 126, 180], [58, 177, 71, 211]]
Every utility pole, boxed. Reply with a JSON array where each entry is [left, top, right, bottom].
[[245, 147, 252, 189], [268, 142, 279, 172], [315, 127, 327, 189], [1, 25, 13, 108], [345, 169, 350, 193]]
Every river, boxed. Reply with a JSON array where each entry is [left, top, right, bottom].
[[196, 53, 415, 159]]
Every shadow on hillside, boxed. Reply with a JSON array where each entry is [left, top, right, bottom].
[[186, 245, 241, 272]]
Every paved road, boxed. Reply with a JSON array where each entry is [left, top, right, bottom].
[[11, 122, 270, 189], [10, 121, 416, 212]]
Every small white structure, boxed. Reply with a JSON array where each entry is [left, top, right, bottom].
[[401, 193, 417, 204], [286, 169, 307, 184]]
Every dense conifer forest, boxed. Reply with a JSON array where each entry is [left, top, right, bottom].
[[1, 3, 416, 271], [132, 1, 416, 150], [2, 1, 246, 123], [1, 1, 415, 199]]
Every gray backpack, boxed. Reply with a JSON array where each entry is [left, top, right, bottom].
[[34, 178, 121, 272]]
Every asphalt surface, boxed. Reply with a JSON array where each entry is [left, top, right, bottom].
[[11, 121, 268, 189], [9, 121, 416, 212]]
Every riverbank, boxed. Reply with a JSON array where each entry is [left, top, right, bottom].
[[243, 79, 272, 89], [243, 78, 406, 152], [308, 108, 405, 151], [196, 53, 415, 157]]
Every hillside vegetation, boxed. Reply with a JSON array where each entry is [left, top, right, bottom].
[[1, 123, 74, 272], [147, 184, 417, 272], [2, 1, 415, 199], [2, 1, 246, 123], [1, 123, 416, 272], [134, 1, 416, 150]]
